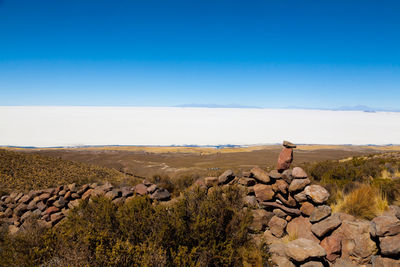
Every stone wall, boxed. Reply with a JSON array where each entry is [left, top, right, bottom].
[[0, 180, 170, 234]]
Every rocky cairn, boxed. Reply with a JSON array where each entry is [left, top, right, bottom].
[[0, 180, 170, 234], [196, 141, 400, 266]]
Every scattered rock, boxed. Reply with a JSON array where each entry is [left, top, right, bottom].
[[304, 185, 330, 204], [285, 238, 326, 263]]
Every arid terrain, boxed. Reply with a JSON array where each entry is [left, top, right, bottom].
[[5, 145, 400, 179]]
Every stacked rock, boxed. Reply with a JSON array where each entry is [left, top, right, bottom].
[[0, 180, 171, 234]]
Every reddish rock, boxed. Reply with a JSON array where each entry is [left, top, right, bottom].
[[285, 238, 326, 263], [218, 170, 234, 184], [373, 256, 400, 267], [37, 193, 51, 202], [320, 235, 341, 262], [311, 215, 342, 238], [50, 212, 64, 224], [300, 202, 315, 216], [292, 167, 308, 178], [274, 180, 289, 194], [276, 193, 297, 207], [36, 201, 46, 211], [251, 167, 270, 183], [134, 184, 148, 195], [277, 148, 293, 172], [45, 206, 60, 215], [64, 191, 71, 200], [371, 215, 400, 237], [289, 178, 311, 192], [380, 234, 400, 257], [268, 216, 287, 238], [310, 205, 332, 223], [254, 184, 275, 202], [249, 209, 274, 232], [286, 216, 320, 243], [304, 185, 330, 204]]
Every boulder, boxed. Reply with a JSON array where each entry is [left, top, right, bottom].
[[251, 167, 270, 183], [372, 256, 400, 267], [249, 209, 274, 232], [134, 184, 148, 195], [268, 216, 287, 238], [311, 215, 342, 238], [294, 191, 308, 202], [218, 170, 234, 184], [286, 216, 319, 243], [292, 167, 308, 178], [273, 180, 289, 194], [371, 215, 400, 237], [284, 238, 326, 263], [309, 205, 332, 223], [281, 169, 293, 183], [269, 170, 282, 180], [380, 234, 400, 257], [320, 235, 341, 261], [254, 184, 275, 202], [277, 148, 293, 172], [330, 220, 377, 264], [273, 208, 288, 218], [289, 178, 310, 192], [150, 188, 171, 201], [304, 185, 330, 204], [300, 202, 315, 217]]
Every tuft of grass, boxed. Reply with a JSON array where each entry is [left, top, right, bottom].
[[332, 184, 388, 220], [281, 231, 298, 244]]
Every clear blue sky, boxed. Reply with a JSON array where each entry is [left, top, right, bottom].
[[0, 0, 399, 109]]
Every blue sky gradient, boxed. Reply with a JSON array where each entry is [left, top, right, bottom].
[[1, 0, 399, 108]]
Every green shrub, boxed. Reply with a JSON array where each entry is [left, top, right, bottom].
[[0, 186, 263, 266]]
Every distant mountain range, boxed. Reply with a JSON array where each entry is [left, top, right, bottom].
[[176, 104, 400, 112], [174, 104, 262, 109]]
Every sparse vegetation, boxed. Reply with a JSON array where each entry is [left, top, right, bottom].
[[0, 149, 126, 195], [330, 184, 388, 219], [0, 186, 267, 266]]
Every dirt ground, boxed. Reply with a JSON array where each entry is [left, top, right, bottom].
[[8, 145, 400, 179]]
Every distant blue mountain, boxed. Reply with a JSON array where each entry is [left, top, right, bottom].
[[174, 104, 262, 109]]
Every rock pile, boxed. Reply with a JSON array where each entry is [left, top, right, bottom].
[[0, 180, 170, 234], [196, 141, 400, 266]]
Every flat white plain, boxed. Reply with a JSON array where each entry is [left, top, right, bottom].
[[0, 106, 399, 147]]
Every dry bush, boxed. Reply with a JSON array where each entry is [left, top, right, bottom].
[[332, 184, 388, 219]]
